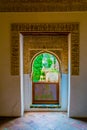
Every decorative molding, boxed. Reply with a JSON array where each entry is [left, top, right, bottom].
[[11, 23, 79, 75], [23, 39, 65, 74], [0, 0, 87, 12]]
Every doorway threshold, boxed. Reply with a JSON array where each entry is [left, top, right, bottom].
[[30, 104, 61, 109]]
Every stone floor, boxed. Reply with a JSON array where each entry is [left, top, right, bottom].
[[0, 112, 87, 130]]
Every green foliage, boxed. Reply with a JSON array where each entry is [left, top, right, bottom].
[[32, 54, 43, 82], [43, 53, 52, 68], [54, 56, 56, 64], [47, 57, 52, 68], [32, 53, 58, 82], [41, 71, 45, 76]]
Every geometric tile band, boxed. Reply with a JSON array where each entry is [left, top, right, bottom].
[[0, 1, 87, 12], [11, 23, 79, 75]]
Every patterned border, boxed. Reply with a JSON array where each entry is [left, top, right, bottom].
[[23, 34, 68, 74], [11, 23, 79, 75], [0, 0, 87, 12]]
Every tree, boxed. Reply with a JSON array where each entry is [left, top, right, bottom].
[[32, 54, 43, 82], [32, 53, 59, 82], [42, 53, 52, 68]]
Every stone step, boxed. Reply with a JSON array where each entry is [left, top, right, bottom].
[[30, 104, 61, 108]]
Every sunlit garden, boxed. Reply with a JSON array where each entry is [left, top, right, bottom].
[[32, 53, 59, 82]]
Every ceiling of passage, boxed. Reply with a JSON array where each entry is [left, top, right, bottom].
[[0, 0, 87, 12]]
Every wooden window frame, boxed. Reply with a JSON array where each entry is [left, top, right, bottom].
[[32, 82, 59, 104]]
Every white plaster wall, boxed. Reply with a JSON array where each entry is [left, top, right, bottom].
[[0, 75, 21, 116], [0, 12, 87, 117], [0, 17, 21, 116], [69, 19, 87, 117], [61, 74, 68, 111], [20, 34, 24, 116], [23, 74, 32, 111]]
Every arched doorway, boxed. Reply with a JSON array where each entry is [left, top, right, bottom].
[[31, 52, 61, 106], [22, 31, 70, 111]]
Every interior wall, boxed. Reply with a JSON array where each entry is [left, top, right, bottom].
[[0, 12, 87, 117]]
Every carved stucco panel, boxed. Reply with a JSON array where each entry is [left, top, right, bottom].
[[11, 23, 79, 75]]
